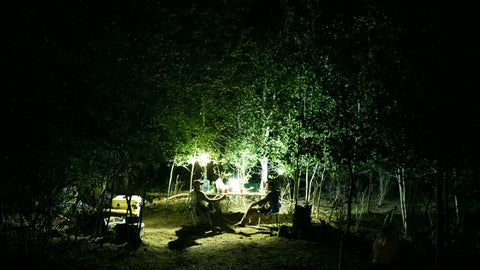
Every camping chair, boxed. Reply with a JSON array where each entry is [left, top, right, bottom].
[[187, 194, 213, 226], [189, 204, 213, 226], [257, 202, 281, 228]]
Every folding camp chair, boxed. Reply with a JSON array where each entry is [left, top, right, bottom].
[[189, 203, 213, 226], [257, 202, 281, 228], [187, 190, 213, 227]]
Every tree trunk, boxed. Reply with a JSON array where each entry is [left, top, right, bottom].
[[435, 163, 447, 269], [103, 147, 117, 242], [377, 171, 390, 207], [167, 162, 175, 201], [315, 166, 326, 219], [307, 162, 319, 204], [189, 153, 196, 192], [397, 167, 407, 236], [366, 172, 372, 213], [339, 162, 355, 270], [305, 159, 309, 202], [295, 153, 300, 204], [345, 162, 355, 235], [261, 158, 268, 193]]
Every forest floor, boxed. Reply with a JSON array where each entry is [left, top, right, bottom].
[[3, 194, 478, 270]]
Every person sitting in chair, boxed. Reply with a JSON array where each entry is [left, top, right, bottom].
[[189, 179, 227, 215], [235, 180, 280, 227]]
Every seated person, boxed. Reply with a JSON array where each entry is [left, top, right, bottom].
[[235, 180, 280, 227], [189, 179, 227, 215], [372, 224, 399, 267]]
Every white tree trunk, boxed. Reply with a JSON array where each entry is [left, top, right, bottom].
[[377, 171, 390, 207], [305, 159, 309, 202], [167, 162, 175, 200], [189, 160, 195, 192], [307, 162, 319, 203], [396, 167, 407, 236], [261, 158, 268, 193]]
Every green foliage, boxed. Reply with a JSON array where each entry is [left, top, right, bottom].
[[2, 1, 479, 251]]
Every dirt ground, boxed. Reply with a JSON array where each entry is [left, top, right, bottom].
[[136, 195, 356, 270], [3, 194, 442, 270]]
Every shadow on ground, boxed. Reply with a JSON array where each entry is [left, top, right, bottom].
[[167, 211, 239, 251], [167, 212, 279, 250], [167, 223, 234, 250]]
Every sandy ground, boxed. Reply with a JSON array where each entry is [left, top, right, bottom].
[[89, 195, 374, 270], [4, 194, 478, 269], [4, 195, 403, 270]]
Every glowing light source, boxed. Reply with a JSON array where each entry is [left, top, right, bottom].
[[187, 155, 196, 165], [198, 153, 210, 167], [229, 177, 240, 193]]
